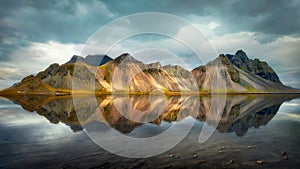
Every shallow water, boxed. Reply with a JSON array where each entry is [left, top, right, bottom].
[[0, 94, 299, 168]]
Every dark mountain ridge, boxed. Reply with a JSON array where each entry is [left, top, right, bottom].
[[226, 50, 281, 83]]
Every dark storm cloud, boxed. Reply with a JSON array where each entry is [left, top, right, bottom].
[[0, 0, 114, 43], [0, 0, 115, 61], [0, 0, 299, 61], [0, 0, 299, 44], [216, 0, 300, 39], [102, 0, 300, 42], [1, 0, 299, 43]]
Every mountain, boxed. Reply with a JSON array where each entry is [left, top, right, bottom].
[[95, 53, 198, 92], [192, 53, 293, 92], [0, 50, 296, 95], [226, 50, 281, 83]]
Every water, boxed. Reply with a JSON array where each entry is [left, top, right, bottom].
[[0, 94, 299, 168]]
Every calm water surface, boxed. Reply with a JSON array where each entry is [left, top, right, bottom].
[[0, 94, 299, 168]]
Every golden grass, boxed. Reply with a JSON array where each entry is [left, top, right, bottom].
[[1, 88, 300, 97]]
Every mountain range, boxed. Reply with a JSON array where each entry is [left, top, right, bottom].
[[0, 50, 296, 95]]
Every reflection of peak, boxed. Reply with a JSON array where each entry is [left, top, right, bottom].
[[227, 104, 281, 136], [2, 94, 299, 135]]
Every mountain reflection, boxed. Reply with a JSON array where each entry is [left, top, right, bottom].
[[3, 94, 298, 136]]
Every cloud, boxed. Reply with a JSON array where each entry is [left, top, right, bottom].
[[10, 40, 84, 68], [1, 0, 299, 51], [101, 0, 300, 41], [0, 0, 114, 62], [0, 67, 24, 80], [2, 0, 114, 42], [0, 40, 84, 88]]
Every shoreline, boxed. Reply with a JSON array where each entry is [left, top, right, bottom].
[[1, 89, 300, 96]]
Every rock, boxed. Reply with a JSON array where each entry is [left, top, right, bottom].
[[256, 160, 264, 164], [282, 151, 288, 160], [113, 53, 142, 65], [67, 55, 85, 64], [226, 160, 234, 165], [164, 164, 171, 168], [246, 146, 253, 149]]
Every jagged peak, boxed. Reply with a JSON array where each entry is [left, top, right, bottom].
[[234, 49, 249, 63], [226, 50, 282, 83], [68, 55, 85, 63], [113, 53, 142, 64], [235, 49, 246, 55], [205, 54, 231, 67], [66, 54, 112, 66]]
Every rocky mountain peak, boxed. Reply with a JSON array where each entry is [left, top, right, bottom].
[[68, 55, 85, 63], [226, 50, 281, 83], [219, 54, 232, 65], [113, 53, 142, 64], [66, 54, 112, 66], [235, 50, 249, 62], [206, 54, 231, 67], [229, 50, 249, 68], [36, 63, 60, 80]]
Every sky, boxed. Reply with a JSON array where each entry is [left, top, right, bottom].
[[0, 0, 299, 89]]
